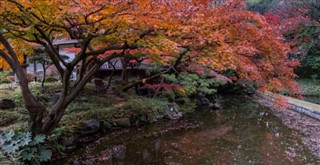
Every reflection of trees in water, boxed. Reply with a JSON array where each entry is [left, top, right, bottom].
[[111, 137, 167, 165], [97, 97, 318, 164]]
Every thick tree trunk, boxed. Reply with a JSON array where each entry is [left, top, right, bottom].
[[0, 33, 46, 134], [39, 63, 102, 134]]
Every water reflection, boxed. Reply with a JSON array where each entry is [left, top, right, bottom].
[[59, 97, 320, 165]]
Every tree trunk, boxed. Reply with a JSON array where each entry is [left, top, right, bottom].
[[41, 63, 46, 92], [0, 33, 47, 134], [120, 57, 128, 82]]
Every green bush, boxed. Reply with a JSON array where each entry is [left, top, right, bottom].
[[44, 76, 58, 83], [122, 97, 168, 120], [0, 131, 52, 164], [10, 82, 62, 107], [0, 71, 11, 84], [164, 72, 226, 97]]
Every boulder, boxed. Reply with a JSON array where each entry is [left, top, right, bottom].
[[196, 95, 223, 110], [0, 99, 15, 110], [163, 103, 183, 120], [113, 118, 131, 127], [74, 119, 100, 137]]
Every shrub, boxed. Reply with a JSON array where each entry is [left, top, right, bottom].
[[164, 72, 226, 97], [0, 131, 52, 164], [44, 76, 58, 83], [0, 71, 11, 84]]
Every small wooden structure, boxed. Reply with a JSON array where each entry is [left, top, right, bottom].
[[27, 39, 149, 81]]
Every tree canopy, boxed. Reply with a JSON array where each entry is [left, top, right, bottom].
[[0, 0, 301, 134]]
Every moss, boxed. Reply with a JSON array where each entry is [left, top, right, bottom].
[[0, 110, 27, 127], [60, 96, 169, 129], [0, 89, 14, 98]]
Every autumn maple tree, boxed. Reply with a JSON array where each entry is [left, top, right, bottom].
[[0, 0, 300, 134]]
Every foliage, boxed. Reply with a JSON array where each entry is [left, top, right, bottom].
[[124, 97, 168, 114], [44, 76, 58, 83], [61, 96, 169, 127], [48, 126, 67, 154], [0, 111, 25, 127], [0, 0, 302, 135], [164, 72, 226, 97], [0, 71, 11, 84], [10, 82, 61, 107], [246, 0, 275, 14], [296, 79, 320, 96], [297, 47, 320, 80], [0, 131, 52, 163], [252, 0, 320, 82], [66, 102, 98, 114]]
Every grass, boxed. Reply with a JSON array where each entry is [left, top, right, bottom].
[[0, 88, 15, 99], [0, 82, 171, 134], [0, 110, 26, 127], [296, 79, 320, 96]]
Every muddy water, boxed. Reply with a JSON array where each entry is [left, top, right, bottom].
[[57, 96, 320, 164]]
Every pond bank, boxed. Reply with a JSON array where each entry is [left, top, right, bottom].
[[54, 96, 319, 164], [257, 96, 320, 160], [258, 93, 320, 120]]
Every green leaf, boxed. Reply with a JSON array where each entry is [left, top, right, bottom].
[[39, 147, 52, 162], [32, 135, 46, 145], [19, 132, 32, 147], [21, 147, 36, 161], [1, 131, 15, 142]]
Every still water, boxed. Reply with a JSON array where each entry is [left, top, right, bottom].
[[58, 97, 319, 165]]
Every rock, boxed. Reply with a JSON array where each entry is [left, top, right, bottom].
[[0, 99, 15, 110], [64, 144, 77, 153], [212, 102, 222, 110], [74, 119, 100, 137], [113, 118, 131, 127], [196, 95, 223, 110], [78, 97, 88, 102], [102, 121, 112, 129], [163, 103, 183, 120], [196, 97, 210, 107]]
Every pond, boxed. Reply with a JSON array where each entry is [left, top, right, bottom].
[[56, 96, 319, 164]]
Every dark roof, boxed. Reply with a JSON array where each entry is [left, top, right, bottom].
[[52, 39, 79, 46]]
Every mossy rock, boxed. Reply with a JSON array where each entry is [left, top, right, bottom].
[[113, 118, 131, 127]]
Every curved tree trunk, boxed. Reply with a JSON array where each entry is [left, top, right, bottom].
[[41, 63, 46, 92], [0, 33, 46, 134]]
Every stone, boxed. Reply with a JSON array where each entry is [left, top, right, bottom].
[[64, 145, 77, 153], [212, 102, 222, 110], [78, 97, 88, 102], [74, 119, 100, 137], [113, 118, 131, 127], [0, 99, 15, 110], [163, 103, 183, 120]]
